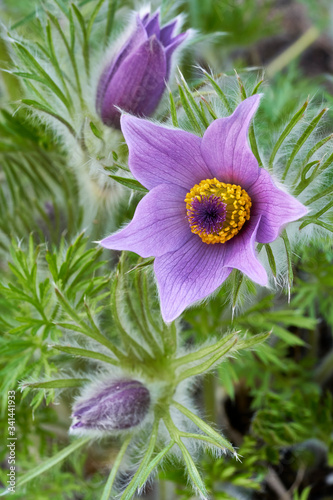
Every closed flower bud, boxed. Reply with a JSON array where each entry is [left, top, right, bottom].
[[70, 379, 150, 434], [96, 12, 188, 128]]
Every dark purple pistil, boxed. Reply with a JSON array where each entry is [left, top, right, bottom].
[[188, 195, 227, 234]]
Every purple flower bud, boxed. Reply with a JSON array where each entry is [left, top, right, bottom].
[[96, 12, 188, 128], [70, 379, 150, 433]]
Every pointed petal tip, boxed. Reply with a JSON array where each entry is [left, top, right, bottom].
[[165, 31, 189, 59], [257, 270, 269, 287], [160, 301, 185, 323], [229, 94, 262, 120], [120, 113, 129, 126], [120, 112, 141, 132], [143, 10, 161, 38], [242, 93, 262, 110], [299, 202, 310, 218], [99, 235, 116, 249]]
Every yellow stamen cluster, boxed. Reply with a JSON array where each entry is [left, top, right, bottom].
[[185, 178, 252, 244]]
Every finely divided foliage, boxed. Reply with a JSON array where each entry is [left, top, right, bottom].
[[2, 242, 268, 498], [0, 1, 333, 499]]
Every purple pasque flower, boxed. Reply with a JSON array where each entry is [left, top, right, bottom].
[[96, 11, 188, 129], [70, 379, 150, 434], [100, 95, 308, 322]]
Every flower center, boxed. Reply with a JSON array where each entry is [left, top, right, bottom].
[[185, 178, 252, 244]]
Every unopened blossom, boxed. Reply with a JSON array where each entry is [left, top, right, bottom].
[[96, 12, 188, 128], [100, 95, 308, 321], [70, 379, 150, 433]]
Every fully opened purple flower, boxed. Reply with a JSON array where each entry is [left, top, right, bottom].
[[70, 379, 150, 434], [96, 12, 188, 128], [101, 95, 308, 321]]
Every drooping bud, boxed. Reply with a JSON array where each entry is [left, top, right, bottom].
[[70, 379, 150, 434], [96, 12, 188, 128]]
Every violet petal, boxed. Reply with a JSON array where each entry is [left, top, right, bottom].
[[201, 95, 261, 190], [164, 32, 188, 77], [121, 115, 212, 190], [250, 168, 309, 243], [160, 19, 177, 46], [223, 215, 268, 285], [144, 12, 160, 38], [154, 236, 232, 322], [100, 184, 191, 257], [141, 12, 150, 25]]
